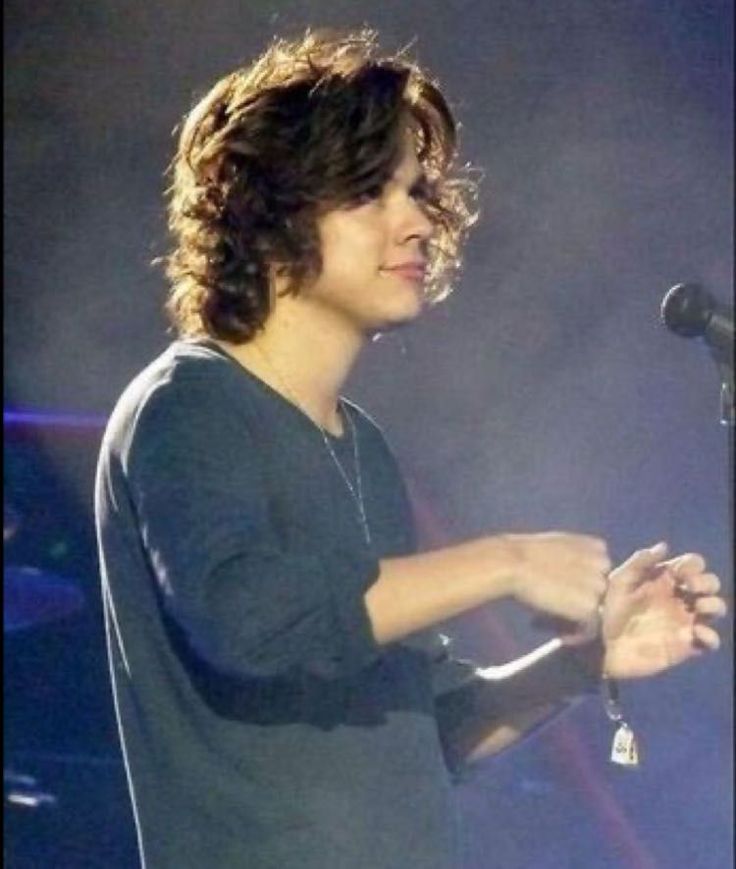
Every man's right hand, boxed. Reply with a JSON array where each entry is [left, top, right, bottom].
[[495, 532, 611, 625]]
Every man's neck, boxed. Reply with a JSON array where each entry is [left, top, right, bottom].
[[217, 296, 365, 435]]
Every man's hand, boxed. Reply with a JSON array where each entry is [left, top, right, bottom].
[[601, 542, 727, 679], [503, 532, 611, 625]]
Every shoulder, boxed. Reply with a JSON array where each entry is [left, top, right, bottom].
[[101, 341, 254, 463]]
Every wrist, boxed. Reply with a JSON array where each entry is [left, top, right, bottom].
[[483, 533, 524, 599]]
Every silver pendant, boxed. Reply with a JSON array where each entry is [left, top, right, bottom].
[[610, 722, 639, 768]]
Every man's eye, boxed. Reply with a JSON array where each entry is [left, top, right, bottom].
[[350, 185, 383, 207], [410, 183, 432, 203]]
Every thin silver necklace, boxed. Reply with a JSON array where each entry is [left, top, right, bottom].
[[253, 344, 372, 546]]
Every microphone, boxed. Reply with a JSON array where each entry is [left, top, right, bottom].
[[661, 283, 734, 365]]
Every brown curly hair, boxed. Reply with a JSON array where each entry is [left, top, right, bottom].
[[163, 28, 479, 341]]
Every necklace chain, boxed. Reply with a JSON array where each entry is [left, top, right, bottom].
[[252, 344, 372, 546]]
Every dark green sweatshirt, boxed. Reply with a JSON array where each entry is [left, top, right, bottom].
[[95, 339, 476, 869]]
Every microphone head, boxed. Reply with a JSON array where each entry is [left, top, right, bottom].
[[660, 282, 715, 338]]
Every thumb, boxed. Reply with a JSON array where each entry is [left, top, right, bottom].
[[610, 541, 669, 588]]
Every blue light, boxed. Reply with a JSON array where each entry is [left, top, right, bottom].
[[3, 409, 107, 429]]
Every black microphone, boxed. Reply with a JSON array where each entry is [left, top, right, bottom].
[[661, 283, 734, 365]]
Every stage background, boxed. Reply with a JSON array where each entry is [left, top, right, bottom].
[[5, 1, 733, 866]]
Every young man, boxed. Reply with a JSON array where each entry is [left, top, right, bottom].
[[95, 30, 725, 869]]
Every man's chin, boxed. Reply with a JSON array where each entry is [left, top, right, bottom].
[[366, 307, 422, 340]]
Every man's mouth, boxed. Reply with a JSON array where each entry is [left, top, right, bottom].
[[382, 263, 427, 282]]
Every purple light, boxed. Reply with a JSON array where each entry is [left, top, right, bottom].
[[3, 409, 107, 429]]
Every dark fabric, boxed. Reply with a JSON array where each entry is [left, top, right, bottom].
[[95, 340, 475, 869]]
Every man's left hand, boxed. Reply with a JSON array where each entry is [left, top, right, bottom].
[[601, 542, 727, 679]]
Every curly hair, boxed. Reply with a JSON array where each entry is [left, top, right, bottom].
[[163, 28, 479, 341]]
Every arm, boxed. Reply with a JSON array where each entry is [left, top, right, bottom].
[[123, 372, 382, 680], [369, 532, 611, 645], [435, 637, 602, 769], [435, 543, 727, 771], [124, 369, 612, 681]]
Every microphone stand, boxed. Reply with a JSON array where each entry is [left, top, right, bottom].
[[713, 356, 734, 428], [710, 348, 734, 598]]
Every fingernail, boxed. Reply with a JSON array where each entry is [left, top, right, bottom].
[[651, 541, 668, 555]]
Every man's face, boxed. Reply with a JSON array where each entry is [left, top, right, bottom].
[[300, 139, 434, 337]]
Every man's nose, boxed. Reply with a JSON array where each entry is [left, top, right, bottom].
[[398, 197, 433, 244]]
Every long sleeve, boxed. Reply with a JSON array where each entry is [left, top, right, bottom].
[[422, 633, 483, 776], [122, 367, 382, 680], [430, 633, 604, 777]]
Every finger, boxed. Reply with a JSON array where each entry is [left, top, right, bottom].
[[693, 623, 721, 650], [694, 597, 728, 618], [665, 552, 707, 578], [680, 572, 721, 596], [610, 541, 669, 588]]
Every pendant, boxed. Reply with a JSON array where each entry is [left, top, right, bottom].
[[610, 722, 640, 768]]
